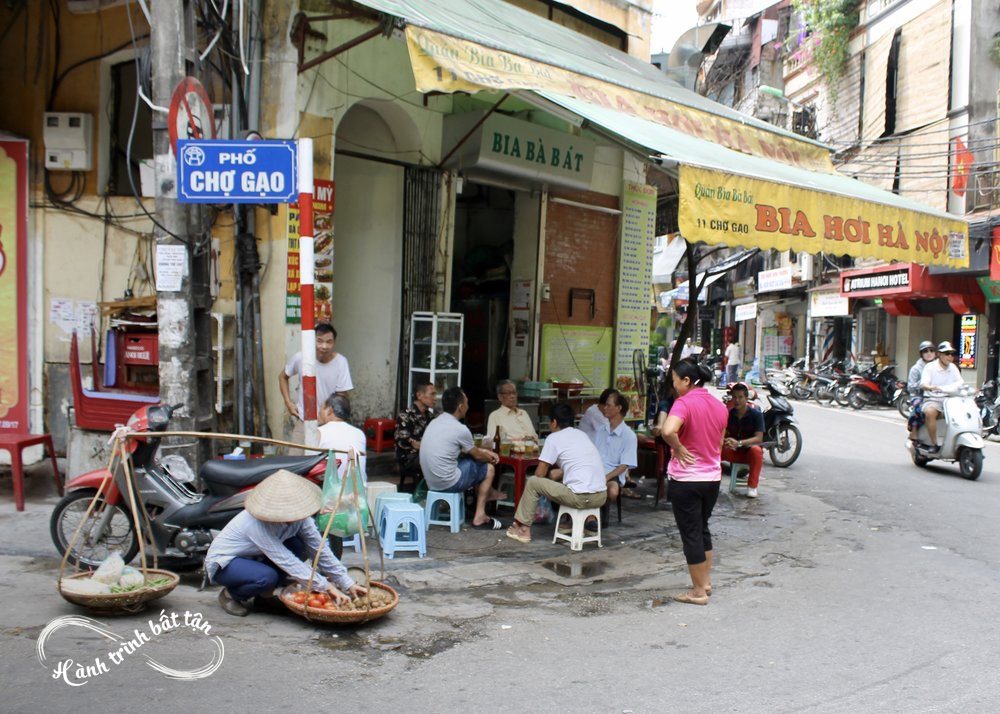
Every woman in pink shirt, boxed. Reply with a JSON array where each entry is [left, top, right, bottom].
[[660, 358, 729, 605]]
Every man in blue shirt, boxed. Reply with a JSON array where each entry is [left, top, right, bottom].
[[592, 390, 639, 506], [721, 383, 765, 498]]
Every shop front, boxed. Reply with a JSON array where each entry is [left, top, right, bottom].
[[839, 263, 986, 382]]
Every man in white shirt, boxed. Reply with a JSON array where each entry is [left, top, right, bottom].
[[920, 341, 964, 451], [278, 323, 353, 449], [725, 341, 741, 384], [486, 380, 538, 441], [578, 388, 613, 440], [505, 403, 607, 544], [317, 394, 368, 483]]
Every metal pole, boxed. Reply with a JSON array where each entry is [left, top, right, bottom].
[[298, 139, 318, 446], [151, 0, 198, 464]]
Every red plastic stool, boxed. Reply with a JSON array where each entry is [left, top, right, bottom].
[[0, 433, 63, 512], [364, 418, 396, 453]]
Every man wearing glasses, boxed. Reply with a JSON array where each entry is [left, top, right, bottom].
[[486, 380, 538, 441], [906, 340, 936, 441], [920, 341, 964, 452]]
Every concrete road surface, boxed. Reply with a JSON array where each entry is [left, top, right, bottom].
[[2, 397, 999, 713]]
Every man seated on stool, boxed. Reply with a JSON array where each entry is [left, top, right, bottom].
[[720, 383, 764, 498], [506, 403, 607, 544], [317, 394, 368, 483], [486, 379, 538, 441], [592, 389, 639, 504], [420, 386, 506, 530], [578, 387, 614, 440], [394, 382, 438, 492]]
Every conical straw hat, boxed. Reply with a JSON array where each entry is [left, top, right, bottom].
[[245, 469, 323, 523]]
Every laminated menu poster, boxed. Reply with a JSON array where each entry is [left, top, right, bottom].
[[286, 179, 335, 324]]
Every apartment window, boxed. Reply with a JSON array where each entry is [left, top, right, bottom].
[[883, 29, 902, 136], [108, 59, 153, 196]]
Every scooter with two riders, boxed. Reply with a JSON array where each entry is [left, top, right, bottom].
[[907, 383, 985, 480]]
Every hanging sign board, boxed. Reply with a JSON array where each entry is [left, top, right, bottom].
[[960, 314, 977, 369], [734, 302, 757, 321], [176, 140, 297, 203]]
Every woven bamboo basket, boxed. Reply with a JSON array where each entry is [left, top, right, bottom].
[[279, 581, 398, 625], [58, 569, 180, 615]]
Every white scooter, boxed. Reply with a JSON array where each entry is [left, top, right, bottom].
[[907, 384, 985, 480]]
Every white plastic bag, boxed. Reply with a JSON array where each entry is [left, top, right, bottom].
[[118, 566, 145, 589], [92, 551, 125, 584]]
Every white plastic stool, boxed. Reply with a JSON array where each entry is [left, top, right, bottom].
[[495, 473, 515, 510], [366, 481, 398, 511], [424, 490, 465, 533], [727, 462, 750, 494], [378, 501, 427, 558], [552, 505, 602, 551], [374, 492, 413, 532], [341, 533, 362, 552]]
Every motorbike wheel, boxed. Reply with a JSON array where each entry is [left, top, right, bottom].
[[834, 385, 852, 407], [790, 382, 811, 401], [50, 490, 140, 569], [768, 424, 802, 468], [896, 394, 912, 419], [814, 385, 834, 407], [911, 452, 928, 467], [848, 388, 867, 410], [958, 448, 984, 480]]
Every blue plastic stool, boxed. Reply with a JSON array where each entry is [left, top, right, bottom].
[[379, 501, 427, 559], [374, 492, 413, 532], [727, 462, 750, 494], [424, 490, 465, 533], [341, 533, 362, 552]]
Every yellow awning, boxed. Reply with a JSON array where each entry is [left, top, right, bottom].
[[539, 94, 969, 269]]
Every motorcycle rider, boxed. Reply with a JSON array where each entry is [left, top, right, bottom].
[[906, 341, 937, 440], [919, 341, 963, 452]]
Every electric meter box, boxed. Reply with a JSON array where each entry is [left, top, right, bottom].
[[43, 112, 93, 171]]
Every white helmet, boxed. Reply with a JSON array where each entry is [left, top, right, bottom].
[[937, 341, 957, 354], [918, 340, 935, 352]]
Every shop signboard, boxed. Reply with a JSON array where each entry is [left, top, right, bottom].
[[976, 276, 1000, 303], [810, 291, 850, 317], [991, 229, 1000, 281], [0, 139, 29, 432], [441, 111, 596, 189], [757, 266, 792, 293], [286, 179, 335, 324], [840, 265, 911, 296], [177, 139, 297, 203], [734, 302, 757, 321], [960, 314, 977, 369]]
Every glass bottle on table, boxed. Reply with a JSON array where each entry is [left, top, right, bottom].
[[493, 426, 502, 453]]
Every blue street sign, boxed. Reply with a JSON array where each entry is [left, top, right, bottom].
[[176, 139, 297, 203]]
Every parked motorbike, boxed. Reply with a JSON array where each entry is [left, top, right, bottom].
[[975, 379, 1000, 438], [847, 363, 899, 409], [907, 384, 985, 480], [759, 381, 803, 467], [50, 404, 329, 568], [893, 381, 912, 419], [728, 381, 802, 467]]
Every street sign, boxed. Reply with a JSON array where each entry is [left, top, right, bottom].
[[176, 140, 297, 204], [167, 77, 216, 154]]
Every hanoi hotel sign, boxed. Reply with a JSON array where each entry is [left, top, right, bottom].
[[840, 265, 911, 296], [442, 110, 596, 189]]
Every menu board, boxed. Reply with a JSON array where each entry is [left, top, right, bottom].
[[540, 324, 613, 388], [615, 181, 656, 381]]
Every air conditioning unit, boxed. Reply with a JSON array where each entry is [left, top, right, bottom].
[[43, 112, 93, 171], [799, 252, 814, 280]]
